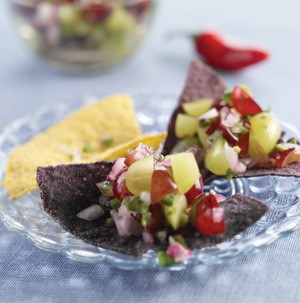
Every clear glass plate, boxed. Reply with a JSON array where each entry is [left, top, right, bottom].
[[0, 93, 300, 270]]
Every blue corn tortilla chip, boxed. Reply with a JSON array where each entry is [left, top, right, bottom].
[[238, 162, 300, 178], [37, 162, 114, 218], [37, 162, 269, 256], [162, 60, 226, 155]]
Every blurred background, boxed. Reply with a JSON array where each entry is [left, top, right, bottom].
[[1, 0, 300, 130]]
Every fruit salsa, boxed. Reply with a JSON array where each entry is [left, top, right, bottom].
[[11, 0, 155, 71], [173, 85, 300, 179], [37, 144, 269, 266], [95, 143, 254, 265]]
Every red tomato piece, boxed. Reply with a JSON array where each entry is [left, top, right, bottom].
[[195, 192, 226, 236], [231, 86, 262, 115], [270, 147, 296, 167], [150, 169, 177, 204], [185, 177, 204, 205], [237, 132, 250, 158], [83, 4, 112, 22]]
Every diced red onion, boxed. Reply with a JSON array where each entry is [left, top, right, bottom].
[[224, 142, 246, 173], [220, 107, 240, 128], [240, 157, 251, 166], [77, 204, 104, 221], [142, 231, 154, 244], [166, 242, 193, 263], [133, 143, 155, 160], [197, 108, 218, 121], [110, 205, 143, 238], [108, 158, 126, 181], [155, 158, 172, 169]]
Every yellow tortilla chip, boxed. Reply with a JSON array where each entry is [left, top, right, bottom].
[[85, 132, 167, 162], [3, 94, 142, 199]]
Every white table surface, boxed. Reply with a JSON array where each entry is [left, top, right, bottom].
[[1, 0, 300, 302]]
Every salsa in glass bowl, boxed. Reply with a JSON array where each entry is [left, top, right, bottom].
[[10, 0, 156, 73]]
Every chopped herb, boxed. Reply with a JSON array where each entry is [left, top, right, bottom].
[[141, 213, 153, 227], [264, 106, 271, 113], [157, 251, 175, 267], [68, 155, 73, 161], [162, 194, 174, 206], [222, 90, 232, 105], [125, 196, 149, 214], [288, 138, 298, 144], [110, 198, 121, 210], [102, 135, 114, 147], [226, 169, 235, 181], [82, 145, 92, 153], [96, 181, 113, 197], [274, 144, 286, 152], [231, 122, 248, 134], [199, 120, 212, 128]]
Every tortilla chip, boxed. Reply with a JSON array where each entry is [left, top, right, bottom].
[[36, 161, 269, 256], [237, 161, 300, 178], [3, 94, 142, 199], [162, 60, 226, 155], [84, 132, 167, 162]]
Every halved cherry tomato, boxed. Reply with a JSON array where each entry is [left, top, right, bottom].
[[195, 192, 225, 236]]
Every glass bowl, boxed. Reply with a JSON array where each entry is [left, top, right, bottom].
[[0, 93, 300, 270], [10, 0, 156, 73]]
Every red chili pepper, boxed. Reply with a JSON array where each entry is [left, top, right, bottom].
[[194, 30, 269, 71]]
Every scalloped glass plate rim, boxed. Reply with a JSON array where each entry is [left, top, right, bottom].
[[0, 92, 300, 270]]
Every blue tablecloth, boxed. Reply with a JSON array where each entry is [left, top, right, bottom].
[[1, 0, 300, 302]]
